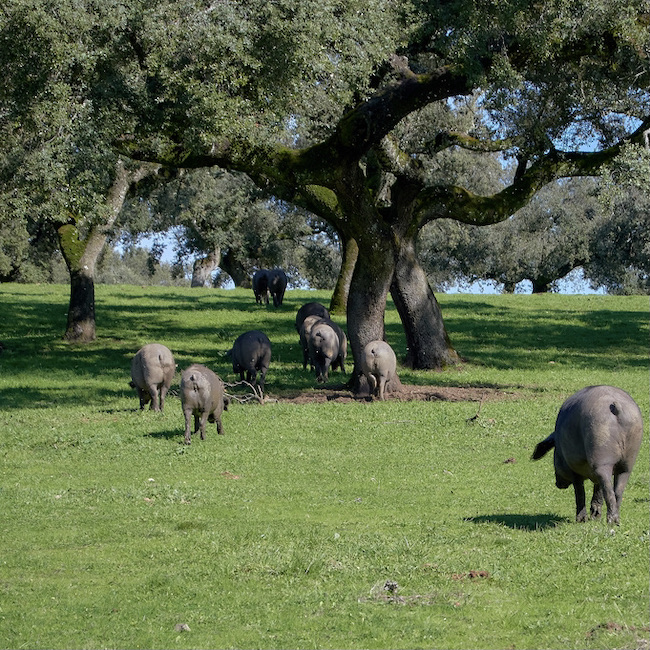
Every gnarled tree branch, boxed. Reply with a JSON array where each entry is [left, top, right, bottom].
[[416, 116, 650, 226]]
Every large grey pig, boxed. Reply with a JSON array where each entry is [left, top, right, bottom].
[[361, 340, 397, 401], [130, 343, 175, 412], [308, 319, 347, 383], [267, 268, 287, 307], [252, 269, 269, 304], [180, 364, 227, 444], [230, 330, 272, 394], [532, 385, 643, 524], [295, 301, 330, 332], [299, 314, 323, 370]]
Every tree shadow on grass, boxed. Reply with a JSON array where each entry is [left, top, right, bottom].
[[466, 513, 570, 531], [147, 429, 182, 440]]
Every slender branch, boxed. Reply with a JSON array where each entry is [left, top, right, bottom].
[[225, 380, 267, 405]]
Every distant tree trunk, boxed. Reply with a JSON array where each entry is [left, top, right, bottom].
[[329, 235, 358, 314], [65, 267, 96, 342], [530, 262, 579, 293], [531, 278, 551, 293], [191, 247, 221, 287], [58, 159, 159, 342], [391, 237, 459, 368], [220, 250, 251, 287]]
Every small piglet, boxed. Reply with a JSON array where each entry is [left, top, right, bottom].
[[361, 340, 397, 401], [130, 343, 175, 412], [230, 330, 272, 394], [532, 385, 643, 524], [180, 364, 227, 444]]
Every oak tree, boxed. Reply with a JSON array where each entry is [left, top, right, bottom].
[[119, 1, 649, 389]]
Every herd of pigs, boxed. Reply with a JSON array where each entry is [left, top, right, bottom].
[[128, 274, 643, 525]]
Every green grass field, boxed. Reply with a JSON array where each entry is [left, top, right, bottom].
[[0, 284, 648, 649]]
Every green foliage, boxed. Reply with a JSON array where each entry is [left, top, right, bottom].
[[119, 167, 341, 288], [419, 177, 650, 294], [0, 284, 648, 649], [586, 187, 650, 294], [96, 246, 187, 286]]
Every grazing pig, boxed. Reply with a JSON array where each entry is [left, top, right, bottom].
[[180, 364, 227, 444], [130, 343, 175, 412], [299, 314, 322, 370], [230, 330, 272, 394], [295, 301, 330, 332], [532, 385, 643, 524], [361, 340, 397, 401], [267, 268, 287, 307], [252, 269, 269, 304], [308, 319, 347, 383]]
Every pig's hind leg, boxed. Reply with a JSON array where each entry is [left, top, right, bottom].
[[593, 465, 618, 524]]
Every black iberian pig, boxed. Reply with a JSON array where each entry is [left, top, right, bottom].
[[130, 343, 175, 412], [308, 319, 347, 383], [252, 269, 269, 304], [180, 364, 227, 444], [295, 301, 330, 333], [230, 330, 272, 394], [299, 314, 322, 370], [267, 268, 287, 307], [532, 385, 643, 524], [361, 340, 397, 401]]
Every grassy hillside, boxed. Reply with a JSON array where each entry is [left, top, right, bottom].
[[0, 284, 648, 649]]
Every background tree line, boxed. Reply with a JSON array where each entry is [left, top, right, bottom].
[[6, 165, 648, 296]]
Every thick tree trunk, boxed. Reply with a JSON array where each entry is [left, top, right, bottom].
[[58, 159, 159, 342], [65, 269, 96, 341], [191, 247, 221, 287], [57, 221, 98, 343], [390, 238, 459, 369], [329, 235, 358, 314], [346, 239, 402, 395]]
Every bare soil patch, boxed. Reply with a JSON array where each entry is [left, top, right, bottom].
[[276, 383, 517, 405]]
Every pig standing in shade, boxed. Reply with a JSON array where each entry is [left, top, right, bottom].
[[361, 340, 397, 401], [130, 343, 175, 412], [299, 314, 323, 370], [267, 268, 287, 307], [180, 364, 227, 444], [252, 269, 269, 304], [532, 385, 643, 524], [295, 302, 330, 333], [230, 330, 272, 395], [308, 319, 347, 383]]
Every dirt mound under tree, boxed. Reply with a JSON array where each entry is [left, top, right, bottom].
[[275, 384, 517, 405]]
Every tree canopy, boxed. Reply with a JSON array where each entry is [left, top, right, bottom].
[[1, 0, 648, 380]]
